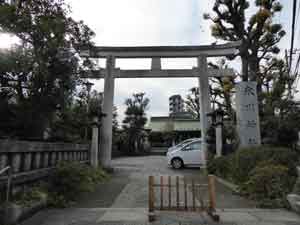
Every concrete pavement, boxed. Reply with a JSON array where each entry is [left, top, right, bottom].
[[21, 156, 300, 225]]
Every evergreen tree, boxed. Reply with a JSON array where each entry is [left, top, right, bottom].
[[122, 93, 149, 154], [0, 0, 94, 138]]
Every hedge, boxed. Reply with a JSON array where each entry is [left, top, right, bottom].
[[207, 146, 300, 208], [231, 146, 299, 184], [243, 163, 290, 208]]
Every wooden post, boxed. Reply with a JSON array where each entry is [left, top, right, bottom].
[[168, 176, 171, 209], [192, 179, 195, 211], [148, 176, 155, 222], [208, 175, 216, 210], [184, 177, 187, 210], [176, 176, 179, 209], [160, 176, 163, 210], [199, 184, 204, 210], [207, 175, 219, 221], [149, 176, 154, 212]]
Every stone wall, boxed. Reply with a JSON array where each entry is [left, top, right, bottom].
[[287, 167, 300, 214], [0, 140, 89, 190]]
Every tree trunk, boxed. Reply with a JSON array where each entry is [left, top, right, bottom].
[[241, 57, 248, 81], [249, 57, 264, 117]]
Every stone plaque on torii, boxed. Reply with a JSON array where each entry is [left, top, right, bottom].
[[79, 41, 261, 168]]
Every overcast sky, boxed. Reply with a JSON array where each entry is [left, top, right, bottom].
[[0, 0, 298, 123]]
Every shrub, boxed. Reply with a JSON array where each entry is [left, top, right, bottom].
[[13, 187, 47, 207], [231, 146, 299, 184], [207, 154, 233, 179], [48, 161, 109, 207], [208, 146, 299, 208], [243, 163, 290, 208]]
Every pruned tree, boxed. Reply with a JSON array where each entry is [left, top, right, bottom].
[[122, 93, 149, 154], [185, 59, 235, 120], [112, 106, 119, 133], [204, 0, 285, 84], [208, 59, 235, 120], [185, 87, 200, 119], [259, 57, 300, 146]]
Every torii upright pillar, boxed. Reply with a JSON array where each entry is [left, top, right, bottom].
[[99, 55, 115, 168], [198, 56, 211, 168]]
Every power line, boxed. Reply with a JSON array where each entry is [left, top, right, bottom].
[[296, 0, 300, 45], [297, 0, 300, 23], [290, 0, 298, 72]]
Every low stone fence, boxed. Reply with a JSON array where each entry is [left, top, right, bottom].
[[287, 167, 300, 214], [0, 140, 89, 191]]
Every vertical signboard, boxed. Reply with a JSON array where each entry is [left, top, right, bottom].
[[236, 82, 261, 147]]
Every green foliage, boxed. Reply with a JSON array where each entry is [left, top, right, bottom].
[[48, 161, 109, 207], [243, 163, 290, 208], [50, 90, 105, 142], [232, 147, 299, 184], [0, 0, 95, 139], [148, 131, 176, 147], [208, 146, 299, 208], [13, 187, 47, 207], [207, 155, 233, 180], [261, 100, 300, 147], [205, 0, 285, 81], [122, 92, 150, 154], [88, 90, 104, 118], [185, 87, 200, 119]]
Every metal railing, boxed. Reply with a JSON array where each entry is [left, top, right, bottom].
[[0, 166, 12, 202]]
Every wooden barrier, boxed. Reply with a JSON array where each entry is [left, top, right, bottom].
[[148, 175, 219, 222], [207, 174, 219, 221]]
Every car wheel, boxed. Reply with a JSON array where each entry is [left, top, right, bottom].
[[171, 158, 183, 169]]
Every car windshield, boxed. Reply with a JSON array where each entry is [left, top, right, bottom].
[[176, 139, 194, 148]]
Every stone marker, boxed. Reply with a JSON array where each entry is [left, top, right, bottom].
[[236, 82, 261, 147]]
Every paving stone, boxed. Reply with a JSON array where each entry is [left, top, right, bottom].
[[20, 156, 300, 225], [218, 211, 258, 222], [249, 210, 300, 222], [239, 222, 287, 225], [97, 208, 148, 222]]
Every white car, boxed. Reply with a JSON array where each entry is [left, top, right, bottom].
[[166, 140, 204, 169], [167, 138, 200, 152]]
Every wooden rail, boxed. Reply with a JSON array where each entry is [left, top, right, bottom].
[[148, 175, 219, 222]]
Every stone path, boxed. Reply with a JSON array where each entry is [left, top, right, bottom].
[[21, 156, 300, 225]]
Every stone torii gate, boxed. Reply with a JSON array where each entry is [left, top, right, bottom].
[[80, 42, 241, 168]]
